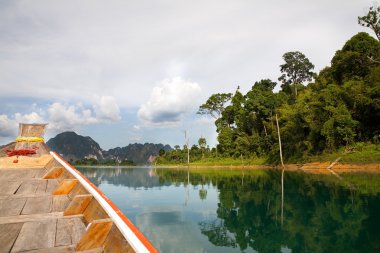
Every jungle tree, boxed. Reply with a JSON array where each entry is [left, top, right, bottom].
[[278, 51, 315, 98]]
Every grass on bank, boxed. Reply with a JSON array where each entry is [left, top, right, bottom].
[[156, 156, 267, 167], [157, 142, 380, 166], [190, 156, 267, 166], [306, 142, 380, 164]]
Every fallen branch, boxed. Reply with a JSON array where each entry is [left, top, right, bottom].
[[327, 157, 342, 180]]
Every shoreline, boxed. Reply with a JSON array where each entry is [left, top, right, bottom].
[[75, 162, 380, 174]]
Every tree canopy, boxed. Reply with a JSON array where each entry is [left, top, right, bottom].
[[278, 51, 315, 98], [358, 4, 380, 41]]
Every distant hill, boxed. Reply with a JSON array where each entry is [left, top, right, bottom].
[[47, 132, 104, 162], [104, 143, 171, 165], [47, 131, 171, 164]]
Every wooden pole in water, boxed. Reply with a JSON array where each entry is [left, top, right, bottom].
[[276, 113, 285, 226]]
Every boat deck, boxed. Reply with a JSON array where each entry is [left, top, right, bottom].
[[0, 123, 155, 253], [0, 166, 92, 253]]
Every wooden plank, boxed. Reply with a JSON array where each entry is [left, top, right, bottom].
[[0, 181, 22, 195], [58, 170, 75, 182], [70, 217, 86, 245], [43, 167, 64, 179], [75, 218, 113, 251], [46, 179, 59, 193], [75, 248, 103, 253], [64, 194, 93, 216], [20, 245, 76, 252], [0, 212, 83, 225], [0, 170, 36, 181], [83, 199, 109, 225], [53, 179, 78, 195], [55, 218, 72, 246], [11, 219, 57, 252], [53, 195, 71, 212], [55, 218, 86, 247], [0, 223, 23, 253], [43, 157, 57, 171], [16, 180, 40, 195], [0, 198, 26, 216], [22, 196, 52, 215], [34, 168, 48, 179], [68, 183, 88, 199], [0, 193, 50, 200], [103, 224, 134, 253], [36, 180, 48, 194]]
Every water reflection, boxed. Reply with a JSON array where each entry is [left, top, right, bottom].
[[78, 167, 380, 253]]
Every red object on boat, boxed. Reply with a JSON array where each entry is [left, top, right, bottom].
[[5, 149, 37, 157]]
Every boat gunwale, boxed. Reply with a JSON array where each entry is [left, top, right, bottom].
[[50, 151, 158, 253]]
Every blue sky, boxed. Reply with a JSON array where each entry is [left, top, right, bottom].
[[0, 0, 376, 150]]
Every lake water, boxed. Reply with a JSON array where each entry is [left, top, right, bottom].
[[77, 167, 380, 253]]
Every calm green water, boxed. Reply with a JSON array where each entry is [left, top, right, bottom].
[[77, 167, 380, 253]]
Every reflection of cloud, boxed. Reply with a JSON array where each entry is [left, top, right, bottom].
[[136, 210, 206, 253]]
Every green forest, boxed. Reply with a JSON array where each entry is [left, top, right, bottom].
[[157, 6, 380, 164]]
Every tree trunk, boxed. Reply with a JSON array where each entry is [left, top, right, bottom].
[[276, 114, 285, 168]]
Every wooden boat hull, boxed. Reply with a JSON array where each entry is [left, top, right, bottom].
[[0, 123, 157, 252]]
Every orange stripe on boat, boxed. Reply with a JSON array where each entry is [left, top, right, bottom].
[[52, 152, 158, 253]]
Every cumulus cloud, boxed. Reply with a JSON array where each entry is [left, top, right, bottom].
[[0, 95, 121, 136], [93, 95, 121, 121], [47, 102, 98, 131], [0, 115, 16, 137], [138, 77, 201, 126], [0, 112, 44, 137], [46, 95, 120, 131]]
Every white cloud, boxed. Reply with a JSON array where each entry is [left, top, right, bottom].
[[0, 112, 44, 137], [93, 96, 121, 122], [47, 102, 98, 131], [0, 115, 16, 137], [0, 97, 122, 144], [14, 112, 44, 124], [0, 0, 373, 109], [195, 116, 215, 126], [138, 77, 201, 126]]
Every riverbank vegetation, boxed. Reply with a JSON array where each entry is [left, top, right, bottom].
[[74, 158, 135, 166], [157, 6, 380, 166]]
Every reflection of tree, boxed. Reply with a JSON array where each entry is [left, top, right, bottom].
[[199, 220, 236, 248], [199, 188, 207, 200], [199, 175, 207, 201], [158, 169, 380, 253]]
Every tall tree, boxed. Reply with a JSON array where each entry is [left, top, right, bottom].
[[278, 51, 315, 98], [358, 4, 380, 41], [197, 93, 232, 119], [198, 137, 207, 158]]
